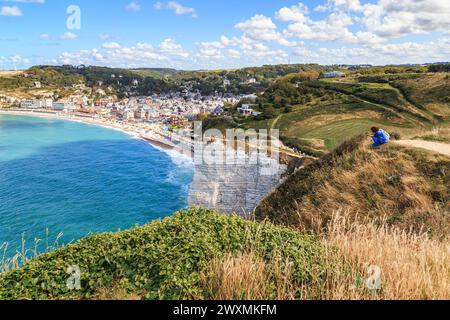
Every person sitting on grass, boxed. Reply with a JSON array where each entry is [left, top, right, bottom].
[[370, 126, 390, 148]]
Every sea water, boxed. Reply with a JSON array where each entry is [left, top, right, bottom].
[[0, 114, 194, 257]]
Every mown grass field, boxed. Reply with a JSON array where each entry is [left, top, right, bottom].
[[300, 118, 406, 150]]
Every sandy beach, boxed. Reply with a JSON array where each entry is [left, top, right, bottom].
[[0, 109, 194, 158]]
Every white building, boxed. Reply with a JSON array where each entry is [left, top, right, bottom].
[[238, 104, 258, 116], [322, 71, 346, 78], [242, 94, 258, 101], [42, 98, 53, 108], [21, 100, 43, 109]]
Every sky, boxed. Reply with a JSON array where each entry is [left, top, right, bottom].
[[0, 0, 449, 70]]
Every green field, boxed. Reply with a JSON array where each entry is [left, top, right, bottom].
[[300, 118, 408, 150]]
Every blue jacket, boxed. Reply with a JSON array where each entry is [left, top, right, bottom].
[[372, 129, 390, 147]]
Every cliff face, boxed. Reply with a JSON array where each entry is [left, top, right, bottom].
[[188, 147, 287, 215]]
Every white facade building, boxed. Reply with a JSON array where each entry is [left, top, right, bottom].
[[322, 71, 346, 78], [21, 100, 43, 109]]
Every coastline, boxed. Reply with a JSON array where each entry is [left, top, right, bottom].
[[0, 109, 194, 159]]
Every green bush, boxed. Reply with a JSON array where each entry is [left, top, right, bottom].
[[0, 208, 325, 300], [390, 132, 401, 140]]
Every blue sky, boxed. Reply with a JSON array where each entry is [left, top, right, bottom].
[[0, 0, 449, 70]]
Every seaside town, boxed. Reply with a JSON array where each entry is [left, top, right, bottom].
[[0, 79, 264, 155], [0, 67, 376, 157]]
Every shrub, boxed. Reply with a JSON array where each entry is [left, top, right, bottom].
[[0, 208, 325, 300], [390, 132, 401, 140]]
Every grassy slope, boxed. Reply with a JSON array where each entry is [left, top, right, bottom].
[[0, 208, 324, 300], [391, 73, 450, 122], [255, 135, 450, 238], [230, 72, 448, 155]]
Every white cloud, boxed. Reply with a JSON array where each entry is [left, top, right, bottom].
[[154, 1, 197, 18], [0, 6, 22, 16], [284, 11, 356, 42], [159, 38, 190, 58], [362, 0, 450, 38], [293, 37, 450, 65], [126, 2, 140, 12], [227, 49, 241, 59], [316, 0, 362, 12], [1, 55, 31, 69], [39, 33, 50, 40], [60, 32, 77, 40], [102, 42, 121, 49], [8, 0, 450, 69], [276, 3, 310, 23], [235, 14, 298, 46], [235, 14, 277, 31], [355, 31, 385, 46]]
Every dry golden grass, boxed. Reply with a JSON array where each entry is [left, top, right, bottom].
[[201, 252, 296, 300], [201, 211, 449, 300], [295, 146, 448, 236], [0, 71, 23, 77], [257, 139, 449, 238], [201, 252, 268, 300], [1, 231, 64, 274], [307, 211, 450, 300], [93, 286, 143, 300], [411, 127, 450, 142]]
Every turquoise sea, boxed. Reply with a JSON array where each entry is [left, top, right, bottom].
[[0, 114, 194, 257]]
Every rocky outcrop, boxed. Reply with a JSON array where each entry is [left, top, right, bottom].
[[188, 146, 287, 215]]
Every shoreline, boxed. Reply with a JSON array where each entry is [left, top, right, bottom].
[[0, 109, 194, 159]]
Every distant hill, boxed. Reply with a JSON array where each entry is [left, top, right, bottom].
[[130, 68, 181, 79]]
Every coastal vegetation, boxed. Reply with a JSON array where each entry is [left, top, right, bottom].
[[0, 63, 449, 300], [0, 208, 325, 300], [0, 63, 332, 98]]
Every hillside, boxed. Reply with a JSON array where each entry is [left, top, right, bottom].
[[203, 69, 448, 156], [0, 208, 325, 300], [0, 63, 333, 98], [255, 135, 450, 239]]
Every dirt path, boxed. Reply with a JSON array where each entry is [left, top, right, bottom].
[[270, 114, 282, 130], [394, 140, 450, 157]]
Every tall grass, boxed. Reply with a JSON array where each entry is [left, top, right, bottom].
[[307, 211, 449, 300], [201, 211, 449, 300], [412, 127, 450, 142], [201, 250, 300, 300], [0, 230, 64, 274]]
